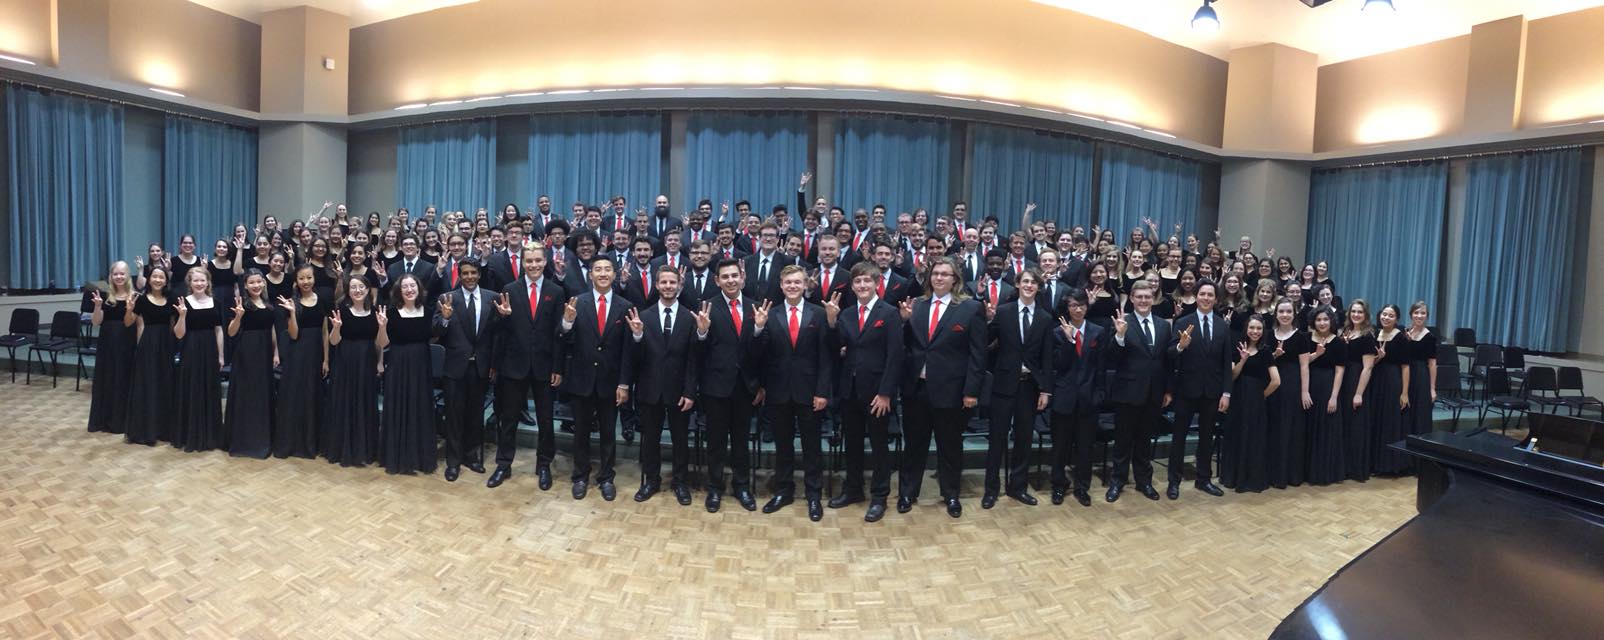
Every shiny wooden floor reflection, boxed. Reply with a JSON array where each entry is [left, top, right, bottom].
[[0, 380, 1417, 639]]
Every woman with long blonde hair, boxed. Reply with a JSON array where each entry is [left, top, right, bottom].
[[87, 262, 138, 434]]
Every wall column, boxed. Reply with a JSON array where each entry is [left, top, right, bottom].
[[257, 6, 349, 220]]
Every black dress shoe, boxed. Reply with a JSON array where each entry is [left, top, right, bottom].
[[572, 480, 588, 500], [705, 490, 722, 513], [599, 481, 616, 502], [1105, 483, 1124, 503], [486, 466, 510, 488], [945, 497, 962, 518], [1074, 490, 1093, 507], [519, 410, 536, 425], [673, 484, 692, 505], [865, 499, 887, 523], [536, 466, 552, 491], [1051, 490, 1066, 505], [807, 498, 823, 522], [734, 490, 758, 512], [762, 494, 793, 514], [1195, 481, 1225, 497], [828, 492, 865, 509], [981, 493, 999, 509], [465, 461, 486, 474], [896, 496, 915, 514], [1008, 491, 1038, 506], [635, 481, 660, 502], [622, 428, 636, 445], [444, 465, 460, 482], [1166, 482, 1181, 500], [1138, 484, 1161, 501]]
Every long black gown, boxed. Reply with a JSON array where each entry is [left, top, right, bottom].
[[381, 308, 438, 475], [87, 296, 136, 434], [1268, 330, 1309, 489], [1305, 337, 1347, 485], [124, 295, 178, 446], [227, 304, 277, 458], [1407, 329, 1440, 435], [209, 262, 240, 362], [1369, 330, 1412, 475], [1339, 332, 1376, 482], [323, 306, 381, 467], [173, 301, 224, 452], [1220, 348, 1274, 492], [274, 294, 328, 458]]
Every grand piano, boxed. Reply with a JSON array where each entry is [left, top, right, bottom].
[[1272, 414, 1604, 639]]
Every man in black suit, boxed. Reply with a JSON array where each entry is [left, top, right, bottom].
[[795, 210, 825, 266], [693, 258, 769, 513], [954, 228, 984, 283], [969, 249, 1016, 309], [1164, 280, 1231, 499], [482, 225, 525, 293], [386, 235, 438, 306], [626, 265, 698, 504], [649, 231, 687, 274], [1105, 279, 1174, 503], [619, 236, 659, 310], [431, 258, 498, 483], [647, 194, 683, 241], [528, 195, 559, 239], [899, 256, 988, 518], [711, 222, 746, 262], [557, 255, 635, 502], [808, 235, 849, 305], [679, 240, 718, 308], [757, 265, 836, 521], [869, 241, 918, 306], [1060, 235, 1092, 289], [742, 223, 793, 305], [1050, 289, 1106, 506], [829, 261, 903, 522], [983, 269, 1055, 509], [489, 243, 568, 490], [1002, 232, 1037, 283], [561, 230, 601, 298], [434, 233, 472, 298]]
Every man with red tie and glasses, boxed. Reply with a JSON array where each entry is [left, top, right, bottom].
[[757, 265, 836, 521], [898, 255, 987, 519]]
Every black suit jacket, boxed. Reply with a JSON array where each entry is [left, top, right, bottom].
[[385, 258, 439, 305], [648, 253, 688, 276], [902, 297, 988, 408], [877, 271, 918, 307], [794, 230, 824, 266], [742, 252, 795, 304], [955, 252, 984, 283], [696, 294, 768, 398], [431, 287, 499, 379], [1108, 311, 1175, 405], [987, 301, 1055, 398], [969, 277, 1017, 308], [493, 276, 568, 380], [837, 300, 903, 402], [759, 302, 836, 404], [679, 267, 718, 308], [1051, 321, 1107, 414], [559, 291, 636, 397], [617, 261, 660, 309], [808, 264, 850, 305], [1038, 278, 1070, 320], [1170, 311, 1234, 399], [631, 303, 699, 405], [482, 249, 522, 294], [647, 216, 683, 241], [1061, 256, 1091, 289]]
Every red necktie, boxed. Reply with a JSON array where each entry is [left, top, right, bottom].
[[724, 248, 732, 259], [730, 298, 743, 337], [877, 280, 885, 299], [821, 270, 831, 293], [989, 281, 998, 305], [804, 234, 812, 256], [858, 305, 867, 331], [1014, 258, 1023, 273], [596, 294, 607, 334], [668, 255, 676, 269], [928, 299, 941, 341], [1074, 327, 1083, 356], [510, 252, 520, 279], [641, 269, 649, 294], [528, 281, 539, 321], [788, 306, 799, 347], [451, 261, 459, 287]]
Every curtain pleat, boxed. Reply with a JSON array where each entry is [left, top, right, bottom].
[[685, 111, 808, 227], [397, 118, 497, 214], [969, 124, 1094, 235], [832, 114, 953, 218], [1096, 143, 1203, 239], [527, 113, 661, 211], [163, 115, 257, 248], [1306, 161, 1448, 313]]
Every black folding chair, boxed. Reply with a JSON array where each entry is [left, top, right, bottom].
[[1502, 346, 1528, 392], [1466, 344, 1503, 399], [1452, 328, 1477, 369], [1556, 366, 1602, 417], [1477, 368, 1528, 435], [1432, 363, 1476, 431], [1522, 367, 1570, 415], [2, 308, 39, 383], [27, 311, 80, 388]]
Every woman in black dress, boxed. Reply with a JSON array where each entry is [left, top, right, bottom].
[[1220, 315, 1281, 492], [169, 234, 203, 291], [245, 234, 274, 274], [87, 261, 137, 434], [1268, 298, 1309, 488], [323, 275, 383, 466], [380, 274, 438, 475], [264, 251, 293, 303], [134, 244, 166, 293], [226, 271, 277, 459], [1085, 262, 1119, 331], [1339, 300, 1377, 482], [1301, 308, 1347, 485], [1368, 304, 1413, 476], [305, 237, 338, 301], [1405, 302, 1440, 434], [123, 268, 179, 446], [1314, 261, 1336, 294], [344, 243, 385, 296], [172, 268, 225, 452], [208, 238, 245, 310], [377, 228, 403, 269], [274, 265, 329, 459]]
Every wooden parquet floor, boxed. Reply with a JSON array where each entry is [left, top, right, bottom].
[[0, 380, 1417, 639]]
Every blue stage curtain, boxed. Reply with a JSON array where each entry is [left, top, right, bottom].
[[1306, 161, 1448, 312], [969, 124, 1094, 235], [397, 118, 497, 214], [1096, 143, 1204, 239], [527, 112, 662, 212], [1454, 148, 1587, 352], [162, 115, 257, 249], [832, 114, 954, 218], [4, 84, 123, 289], [686, 111, 807, 226]]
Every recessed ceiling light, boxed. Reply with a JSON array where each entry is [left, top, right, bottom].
[[1106, 120, 1143, 130]]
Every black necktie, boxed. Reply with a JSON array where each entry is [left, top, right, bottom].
[[464, 292, 477, 340], [1022, 306, 1032, 340], [1203, 314, 1212, 343], [695, 272, 704, 292], [1142, 317, 1153, 346], [663, 308, 673, 335]]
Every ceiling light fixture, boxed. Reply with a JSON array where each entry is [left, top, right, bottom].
[[0, 53, 36, 65], [1192, 0, 1220, 32], [149, 87, 185, 98], [394, 103, 427, 110], [1361, 0, 1395, 13]]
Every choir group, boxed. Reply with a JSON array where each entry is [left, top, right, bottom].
[[81, 175, 1441, 522]]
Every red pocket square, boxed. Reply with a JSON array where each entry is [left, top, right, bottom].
[[953, 324, 966, 332], [542, 295, 554, 302], [873, 319, 885, 328]]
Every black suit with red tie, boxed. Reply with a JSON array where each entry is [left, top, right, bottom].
[[559, 290, 636, 486], [759, 301, 836, 500], [696, 294, 769, 497], [836, 299, 903, 500], [492, 275, 568, 471], [1051, 320, 1107, 495], [618, 261, 659, 310], [808, 264, 850, 306], [900, 296, 988, 504]]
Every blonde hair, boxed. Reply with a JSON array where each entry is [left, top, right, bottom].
[[107, 261, 136, 299], [1343, 298, 1373, 335], [186, 266, 213, 297]]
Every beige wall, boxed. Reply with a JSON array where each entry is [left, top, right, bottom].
[[1313, 36, 1470, 152], [1521, 6, 1604, 128], [1223, 44, 1318, 154], [349, 0, 1228, 144], [260, 6, 348, 116], [106, 0, 260, 110], [0, 0, 53, 65]]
